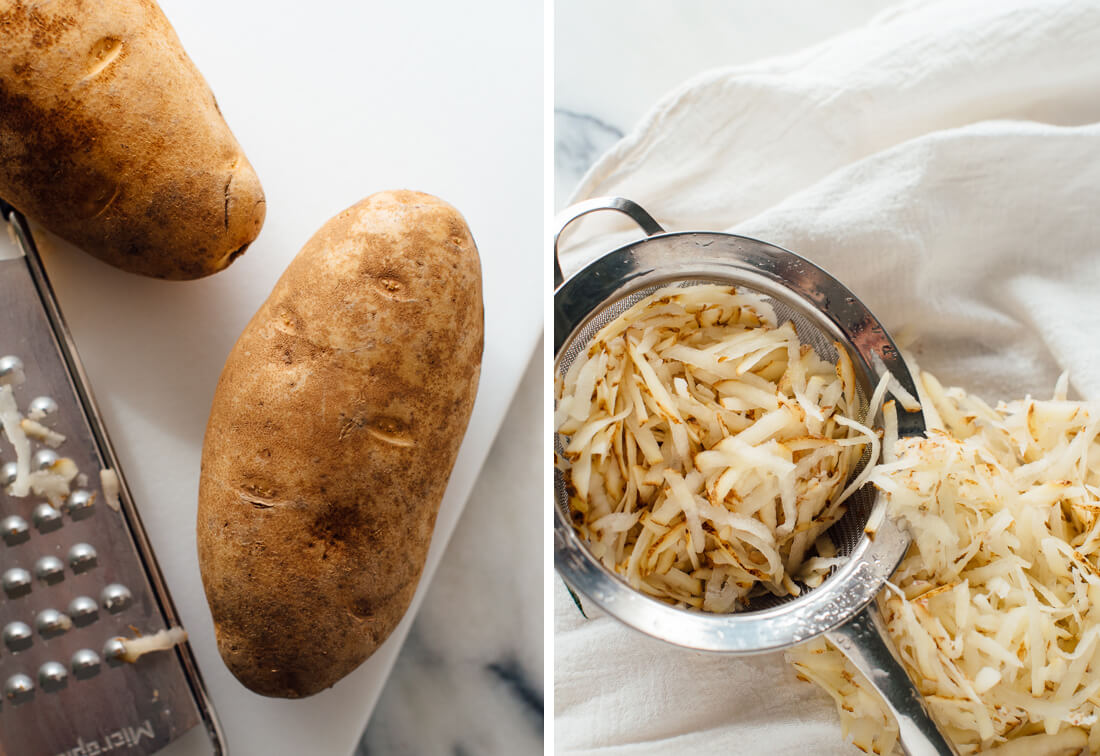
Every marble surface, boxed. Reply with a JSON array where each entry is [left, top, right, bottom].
[[357, 343, 544, 756], [555, 0, 898, 209]]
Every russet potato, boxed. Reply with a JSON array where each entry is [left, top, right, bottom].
[[0, 0, 264, 279], [197, 190, 483, 697]]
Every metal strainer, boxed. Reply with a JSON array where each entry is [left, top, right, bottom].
[[553, 197, 957, 756]]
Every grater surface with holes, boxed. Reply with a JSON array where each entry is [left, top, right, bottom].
[[0, 203, 224, 756]]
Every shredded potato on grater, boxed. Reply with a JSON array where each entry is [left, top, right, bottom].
[[555, 283, 877, 611], [789, 368, 1100, 756]]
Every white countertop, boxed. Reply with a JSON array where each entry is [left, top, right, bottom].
[[12, 1, 543, 754]]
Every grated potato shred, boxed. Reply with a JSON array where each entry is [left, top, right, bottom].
[[115, 627, 188, 663], [789, 367, 1100, 755], [2, 384, 102, 510], [555, 284, 876, 611]]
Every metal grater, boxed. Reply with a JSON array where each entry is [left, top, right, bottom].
[[0, 202, 225, 756]]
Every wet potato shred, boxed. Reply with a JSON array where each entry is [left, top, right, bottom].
[[790, 371, 1100, 756], [556, 281, 1100, 754], [555, 284, 876, 611]]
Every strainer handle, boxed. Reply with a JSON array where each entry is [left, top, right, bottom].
[[553, 197, 665, 288], [826, 604, 959, 756]]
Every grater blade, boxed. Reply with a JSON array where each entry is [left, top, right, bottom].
[[0, 206, 224, 756]]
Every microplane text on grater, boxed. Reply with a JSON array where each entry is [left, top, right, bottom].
[[0, 202, 225, 753]]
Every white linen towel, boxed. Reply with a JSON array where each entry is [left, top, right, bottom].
[[555, 1, 1100, 753]]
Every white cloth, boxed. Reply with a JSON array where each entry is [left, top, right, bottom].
[[555, 1, 1100, 753]]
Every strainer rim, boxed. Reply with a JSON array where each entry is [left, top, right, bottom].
[[554, 228, 924, 653]]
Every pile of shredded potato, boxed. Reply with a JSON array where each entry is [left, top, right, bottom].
[[0, 383, 76, 504], [789, 369, 1100, 755], [555, 284, 879, 611]]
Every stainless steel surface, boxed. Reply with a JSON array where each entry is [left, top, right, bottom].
[[1, 515, 29, 546], [32, 449, 57, 471], [3, 568, 31, 599], [27, 396, 57, 419], [104, 638, 127, 668], [553, 202, 922, 648], [32, 505, 62, 535], [35, 609, 69, 639], [37, 661, 67, 693], [101, 583, 133, 614], [0, 356, 23, 383], [3, 622, 32, 652], [554, 197, 951, 754], [68, 543, 97, 574], [5, 673, 34, 705], [552, 196, 664, 288], [828, 605, 959, 756], [34, 555, 64, 583], [0, 206, 225, 755], [67, 597, 97, 628], [64, 490, 95, 521], [70, 649, 100, 680]]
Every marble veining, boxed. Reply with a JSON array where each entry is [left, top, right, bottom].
[[555, 108, 625, 209], [487, 657, 544, 728]]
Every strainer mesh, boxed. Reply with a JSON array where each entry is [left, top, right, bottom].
[[554, 279, 877, 613]]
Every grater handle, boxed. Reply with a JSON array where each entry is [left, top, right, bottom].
[[826, 603, 959, 756], [553, 197, 664, 289]]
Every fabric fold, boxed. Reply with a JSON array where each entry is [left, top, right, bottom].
[[556, 0, 1100, 752]]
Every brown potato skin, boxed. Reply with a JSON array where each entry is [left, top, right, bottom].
[[0, 0, 264, 279], [197, 191, 483, 697]]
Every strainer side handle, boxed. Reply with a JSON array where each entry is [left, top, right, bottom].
[[826, 604, 959, 756], [553, 197, 665, 288]]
